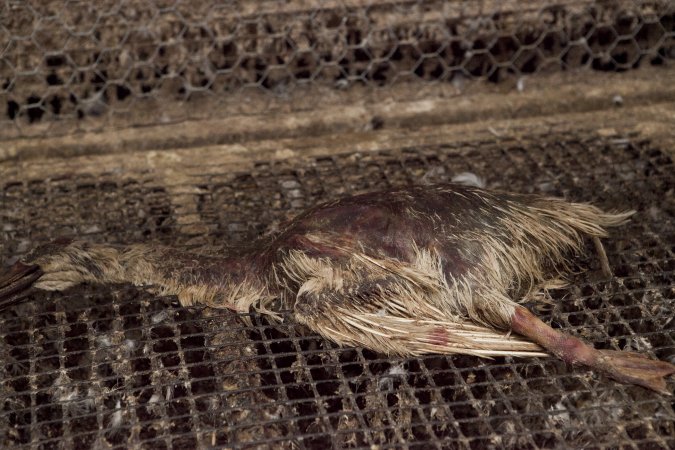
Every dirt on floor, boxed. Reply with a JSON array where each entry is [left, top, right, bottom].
[[0, 2, 674, 444], [1, 78, 674, 447]]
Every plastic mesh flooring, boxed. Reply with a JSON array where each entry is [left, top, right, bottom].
[[0, 131, 673, 449]]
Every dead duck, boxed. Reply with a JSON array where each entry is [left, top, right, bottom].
[[1, 183, 673, 393]]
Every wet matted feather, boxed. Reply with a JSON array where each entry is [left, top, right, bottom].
[[1, 183, 673, 393]]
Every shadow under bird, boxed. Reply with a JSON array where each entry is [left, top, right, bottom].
[[1, 184, 673, 393]]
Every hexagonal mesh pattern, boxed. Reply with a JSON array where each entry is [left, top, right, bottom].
[[1, 1, 675, 449], [1, 131, 674, 449], [1, 0, 673, 138]]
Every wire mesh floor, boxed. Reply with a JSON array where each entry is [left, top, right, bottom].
[[0, 131, 674, 449]]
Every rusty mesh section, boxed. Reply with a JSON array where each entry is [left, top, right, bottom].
[[1, 0, 675, 448], [1, 132, 674, 449], [0, 0, 674, 138]]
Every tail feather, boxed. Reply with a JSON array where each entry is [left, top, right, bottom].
[[532, 201, 635, 278], [531, 199, 635, 238]]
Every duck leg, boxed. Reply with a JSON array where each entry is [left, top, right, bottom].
[[510, 306, 675, 393]]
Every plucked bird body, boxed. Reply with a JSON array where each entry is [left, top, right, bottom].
[[1, 184, 673, 393]]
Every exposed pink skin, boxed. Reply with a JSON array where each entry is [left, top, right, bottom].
[[428, 327, 449, 347], [511, 307, 675, 394]]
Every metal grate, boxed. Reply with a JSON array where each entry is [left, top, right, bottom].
[[1, 0, 673, 138], [1, 0, 674, 448], [1, 132, 673, 448]]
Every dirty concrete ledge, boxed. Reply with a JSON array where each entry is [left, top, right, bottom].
[[1, 66, 674, 164]]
